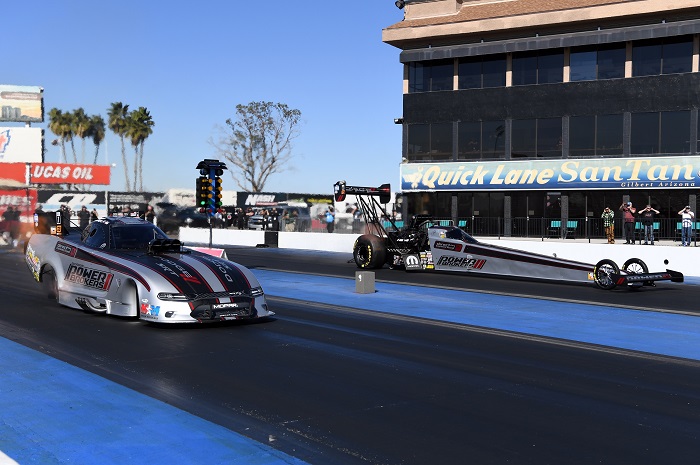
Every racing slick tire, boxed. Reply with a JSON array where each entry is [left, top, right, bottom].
[[593, 259, 620, 290], [42, 265, 59, 303], [353, 234, 387, 269], [622, 257, 650, 288]]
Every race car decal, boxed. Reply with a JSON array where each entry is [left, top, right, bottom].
[[25, 244, 41, 281], [55, 242, 77, 257], [433, 241, 463, 252], [460, 243, 592, 272], [186, 253, 251, 291], [436, 256, 486, 270], [140, 303, 160, 318], [65, 263, 114, 290]]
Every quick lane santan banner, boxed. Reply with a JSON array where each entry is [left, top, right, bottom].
[[400, 156, 700, 192]]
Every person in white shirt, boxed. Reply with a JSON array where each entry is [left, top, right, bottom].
[[678, 206, 695, 246]]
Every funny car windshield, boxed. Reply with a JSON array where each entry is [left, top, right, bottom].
[[111, 225, 167, 250]]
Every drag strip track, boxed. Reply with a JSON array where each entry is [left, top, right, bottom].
[[2, 250, 700, 464]]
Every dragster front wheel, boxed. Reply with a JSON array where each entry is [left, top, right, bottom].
[[593, 259, 620, 290], [353, 234, 387, 269]]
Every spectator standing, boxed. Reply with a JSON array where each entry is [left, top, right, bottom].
[[90, 208, 98, 222], [639, 204, 659, 245], [600, 206, 615, 244], [325, 207, 335, 233], [678, 206, 695, 246], [77, 206, 91, 229], [619, 201, 636, 244], [143, 205, 156, 224]]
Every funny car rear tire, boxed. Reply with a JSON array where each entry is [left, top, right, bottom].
[[353, 234, 386, 269], [593, 259, 620, 290]]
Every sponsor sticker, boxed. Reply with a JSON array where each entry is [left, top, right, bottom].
[[212, 302, 239, 310], [65, 263, 113, 290], [433, 241, 463, 252], [402, 254, 423, 271], [436, 255, 486, 270], [140, 303, 160, 317], [55, 242, 77, 257]]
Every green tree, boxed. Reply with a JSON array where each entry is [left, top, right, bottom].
[[88, 114, 106, 164], [107, 102, 131, 190], [126, 107, 154, 192], [211, 101, 302, 192], [48, 108, 73, 163], [71, 108, 90, 163]]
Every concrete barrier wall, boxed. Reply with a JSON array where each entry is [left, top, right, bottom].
[[178, 227, 699, 277]]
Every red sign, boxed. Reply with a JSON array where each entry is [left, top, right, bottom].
[[0, 163, 26, 186], [30, 163, 111, 185]]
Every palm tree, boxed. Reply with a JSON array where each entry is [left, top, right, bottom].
[[72, 108, 90, 164], [126, 107, 154, 191], [88, 114, 106, 164], [107, 102, 131, 190], [47, 108, 71, 163]]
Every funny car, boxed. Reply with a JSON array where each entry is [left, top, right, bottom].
[[25, 215, 274, 323], [334, 181, 683, 290]]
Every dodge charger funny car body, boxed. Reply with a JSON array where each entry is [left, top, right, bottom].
[[25, 216, 273, 323]]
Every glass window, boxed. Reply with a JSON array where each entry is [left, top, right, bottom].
[[537, 118, 562, 158], [482, 121, 506, 159], [660, 111, 690, 153], [431, 60, 454, 91], [512, 52, 538, 86], [569, 115, 595, 157], [662, 37, 692, 74], [597, 44, 626, 79], [631, 112, 660, 154], [408, 60, 453, 92], [482, 55, 506, 88], [511, 119, 536, 158], [458, 58, 481, 89], [431, 122, 453, 160], [596, 114, 623, 156], [407, 124, 430, 161], [633, 40, 662, 77], [538, 50, 564, 84], [457, 121, 481, 159], [570, 49, 597, 82]]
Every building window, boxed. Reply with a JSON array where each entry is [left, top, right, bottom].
[[596, 114, 624, 156], [458, 55, 506, 89], [632, 36, 692, 77], [512, 118, 562, 158], [570, 44, 626, 81], [407, 122, 453, 161], [631, 112, 659, 154], [512, 50, 563, 86], [408, 60, 453, 93], [660, 111, 690, 154], [569, 115, 595, 156], [457, 120, 505, 160]]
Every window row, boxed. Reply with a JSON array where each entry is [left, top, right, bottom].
[[406, 111, 694, 161], [408, 36, 694, 92]]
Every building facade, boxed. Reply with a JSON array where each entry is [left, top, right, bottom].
[[383, 0, 700, 239]]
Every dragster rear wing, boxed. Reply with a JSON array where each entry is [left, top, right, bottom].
[[334, 181, 391, 205]]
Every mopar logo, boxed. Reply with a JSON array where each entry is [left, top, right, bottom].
[[212, 302, 239, 309], [403, 254, 422, 271]]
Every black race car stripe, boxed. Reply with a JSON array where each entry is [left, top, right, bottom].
[[62, 245, 152, 292], [463, 243, 592, 272], [185, 253, 251, 291]]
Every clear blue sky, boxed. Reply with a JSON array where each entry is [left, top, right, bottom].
[[5, 1, 405, 195]]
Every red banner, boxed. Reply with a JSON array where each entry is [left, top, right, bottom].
[[0, 163, 26, 186], [30, 163, 111, 185]]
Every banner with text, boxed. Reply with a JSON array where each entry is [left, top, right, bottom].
[[400, 156, 700, 192], [29, 163, 111, 185], [0, 85, 43, 123]]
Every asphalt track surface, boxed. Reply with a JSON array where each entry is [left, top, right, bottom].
[[1, 247, 700, 464]]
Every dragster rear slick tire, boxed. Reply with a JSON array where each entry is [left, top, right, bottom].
[[353, 234, 387, 269]]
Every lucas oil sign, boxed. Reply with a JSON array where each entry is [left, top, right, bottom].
[[400, 156, 700, 191]]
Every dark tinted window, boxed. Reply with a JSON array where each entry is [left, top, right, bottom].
[[663, 37, 693, 74], [537, 118, 562, 157], [431, 122, 453, 160], [482, 121, 506, 159], [458, 55, 506, 89], [482, 55, 506, 87], [458, 59, 481, 89], [569, 115, 595, 156], [538, 50, 564, 84], [596, 114, 624, 156], [633, 40, 662, 76], [660, 111, 690, 153], [457, 121, 481, 159], [570, 49, 597, 82], [408, 60, 453, 92], [408, 62, 429, 93], [407, 124, 430, 160], [512, 52, 538, 86], [631, 112, 659, 154], [431, 60, 454, 91], [597, 45, 626, 79], [457, 120, 505, 160], [511, 119, 537, 158]]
